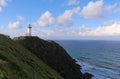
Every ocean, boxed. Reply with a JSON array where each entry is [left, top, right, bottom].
[[55, 40, 120, 79]]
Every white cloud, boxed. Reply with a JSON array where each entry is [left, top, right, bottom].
[[33, 7, 80, 27], [0, 0, 7, 6], [34, 11, 54, 27], [0, 0, 7, 12], [0, 28, 26, 38], [57, 7, 80, 27], [67, 0, 80, 6], [0, 7, 2, 12], [35, 21, 120, 38], [1, 21, 120, 40], [81, 0, 104, 19], [81, 0, 120, 18], [17, 16, 24, 20], [8, 21, 21, 29], [78, 22, 120, 36]]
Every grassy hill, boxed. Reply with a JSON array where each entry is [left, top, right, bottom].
[[0, 34, 63, 79], [14, 36, 84, 79]]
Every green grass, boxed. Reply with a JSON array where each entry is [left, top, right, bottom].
[[0, 35, 63, 79]]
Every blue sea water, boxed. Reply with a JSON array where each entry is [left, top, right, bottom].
[[56, 40, 120, 79]]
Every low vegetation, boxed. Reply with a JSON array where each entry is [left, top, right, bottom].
[[0, 35, 63, 79]]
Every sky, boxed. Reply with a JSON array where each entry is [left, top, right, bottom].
[[0, 0, 120, 40]]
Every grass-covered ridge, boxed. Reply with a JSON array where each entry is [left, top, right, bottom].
[[14, 36, 84, 79], [0, 35, 63, 79]]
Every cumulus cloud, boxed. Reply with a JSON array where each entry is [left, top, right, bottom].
[[0, 28, 26, 38], [67, 0, 80, 6], [33, 7, 80, 27], [0, 0, 7, 6], [0, 0, 8, 12], [81, 0, 104, 19], [8, 21, 21, 29], [57, 7, 80, 27], [36, 21, 120, 38], [2, 21, 120, 39], [17, 16, 24, 20], [34, 11, 54, 27], [81, 0, 120, 19], [78, 22, 120, 36]]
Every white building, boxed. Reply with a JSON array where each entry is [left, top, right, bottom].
[[27, 24, 32, 36]]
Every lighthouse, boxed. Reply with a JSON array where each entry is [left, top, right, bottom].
[[27, 24, 32, 36]]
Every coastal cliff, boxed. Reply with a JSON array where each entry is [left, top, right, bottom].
[[14, 36, 93, 79], [0, 34, 92, 79], [0, 34, 63, 79]]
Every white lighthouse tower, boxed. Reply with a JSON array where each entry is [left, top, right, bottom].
[[27, 24, 32, 36]]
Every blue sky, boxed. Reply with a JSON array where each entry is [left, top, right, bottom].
[[0, 0, 120, 40]]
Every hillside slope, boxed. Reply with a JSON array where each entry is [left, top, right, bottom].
[[0, 35, 63, 79], [14, 36, 84, 79]]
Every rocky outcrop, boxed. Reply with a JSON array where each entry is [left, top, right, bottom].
[[14, 36, 85, 79]]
